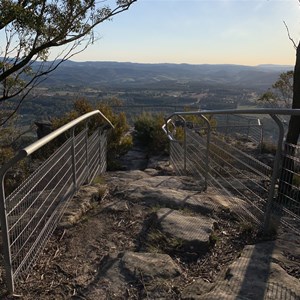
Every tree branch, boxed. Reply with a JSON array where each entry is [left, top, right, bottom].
[[283, 21, 298, 50], [0, 0, 136, 82]]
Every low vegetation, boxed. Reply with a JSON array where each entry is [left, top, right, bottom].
[[134, 112, 169, 154], [52, 98, 133, 170]]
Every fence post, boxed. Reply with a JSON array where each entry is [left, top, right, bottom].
[[183, 120, 187, 173], [0, 151, 26, 294], [71, 127, 77, 189], [257, 119, 264, 153], [98, 127, 103, 173], [0, 174, 14, 294], [85, 122, 90, 184], [246, 119, 250, 140], [199, 114, 211, 191], [263, 114, 284, 234]]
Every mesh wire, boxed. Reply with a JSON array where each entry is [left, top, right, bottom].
[[2, 126, 109, 287]]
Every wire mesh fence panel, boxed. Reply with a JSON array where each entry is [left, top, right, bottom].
[[88, 130, 101, 182], [75, 128, 88, 187], [276, 143, 300, 232], [0, 110, 112, 293], [164, 110, 300, 235], [99, 131, 107, 174], [213, 114, 263, 145], [184, 127, 271, 223], [185, 129, 207, 181], [170, 140, 185, 176], [6, 138, 74, 282]]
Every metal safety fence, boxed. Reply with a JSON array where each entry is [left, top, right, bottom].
[[163, 109, 300, 234], [0, 110, 113, 293], [213, 114, 263, 146]]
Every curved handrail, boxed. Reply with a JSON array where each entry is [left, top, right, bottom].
[[0, 109, 114, 293], [24, 110, 114, 156], [163, 107, 300, 236], [165, 108, 300, 121], [0, 110, 114, 177]]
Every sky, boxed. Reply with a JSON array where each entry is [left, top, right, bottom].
[[68, 0, 300, 66]]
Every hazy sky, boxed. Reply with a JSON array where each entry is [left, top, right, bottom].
[[69, 0, 299, 66]]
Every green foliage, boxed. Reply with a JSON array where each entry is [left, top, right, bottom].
[[0, 0, 136, 125], [183, 107, 217, 128], [209, 233, 220, 246], [174, 126, 185, 142], [0, 102, 23, 165], [0, 146, 14, 166], [52, 98, 132, 170], [134, 112, 169, 154], [257, 71, 293, 108]]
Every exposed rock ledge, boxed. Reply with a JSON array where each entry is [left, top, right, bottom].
[[5, 156, 299, 299]]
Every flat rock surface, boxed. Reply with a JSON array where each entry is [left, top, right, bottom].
[[156, 208, 214, 249], [1, 155, 299, 300], [182, 236, 300, 299], [58, 184, 104, 228], [128, 175, 205, 191], [121, 251, 182, 279]]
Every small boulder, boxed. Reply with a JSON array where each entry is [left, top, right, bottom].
[[121, 251, 181, 280], [156, 208, 214, 251]]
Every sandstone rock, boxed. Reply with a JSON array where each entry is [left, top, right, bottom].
[[144, 168, 161, 176], [121, 251, 181, 280], [181, 279, 217, 299], [124, 186, 213, 215], [147, 155, 170, 170], [124, 184, 251, 218], [129, 175, 205, 191], [83, 251, 181, 298], [58, 184, 104, 228], [119, 148, 148, 170], [108, 170, 150, 184], [182, 241, 300, 299], [156, 208, 214, 250]]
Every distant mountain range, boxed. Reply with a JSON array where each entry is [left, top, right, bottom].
[[41, 61, 293, 89]]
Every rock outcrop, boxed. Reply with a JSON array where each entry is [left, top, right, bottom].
[[8, 152, 300, 299]]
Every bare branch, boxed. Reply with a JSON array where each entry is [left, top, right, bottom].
[[0, 0, 136, 124], [0, 0, 137, 83], [0, 35, 92, 125], [283, 21, 298, 50]]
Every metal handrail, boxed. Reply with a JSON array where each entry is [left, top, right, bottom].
[[165, 108, 300, 119], [0, 110, 114, 176], [0, 110, 114, 293], [163, 108, 300, 235]]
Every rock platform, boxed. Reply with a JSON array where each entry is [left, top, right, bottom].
[[6, 153, 299, 299]]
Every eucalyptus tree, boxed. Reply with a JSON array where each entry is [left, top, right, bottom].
[[258, 71, 294, 108], [278, 41, 300, 204], [0, 0, 136, 125]]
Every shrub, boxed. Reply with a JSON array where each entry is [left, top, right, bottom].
[[52, 98, 132, 170], [134, 112, 169, 154]]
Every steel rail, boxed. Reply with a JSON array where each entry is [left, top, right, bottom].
[[0, 110, 114, 293], [165, 108, 300, 120], [164, 108, 300, 235]]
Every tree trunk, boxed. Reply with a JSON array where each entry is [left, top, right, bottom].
[[286, 41, 300, 143], [278, 41, 300, 204]]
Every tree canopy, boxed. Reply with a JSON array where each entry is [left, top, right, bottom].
[[0, 0, 136, 125], [257, 71, 294, 108]]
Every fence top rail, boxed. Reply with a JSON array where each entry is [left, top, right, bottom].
[[165, 108, 300, 121], [0, 110, 114, 177], [24, 110, 114, 156]]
